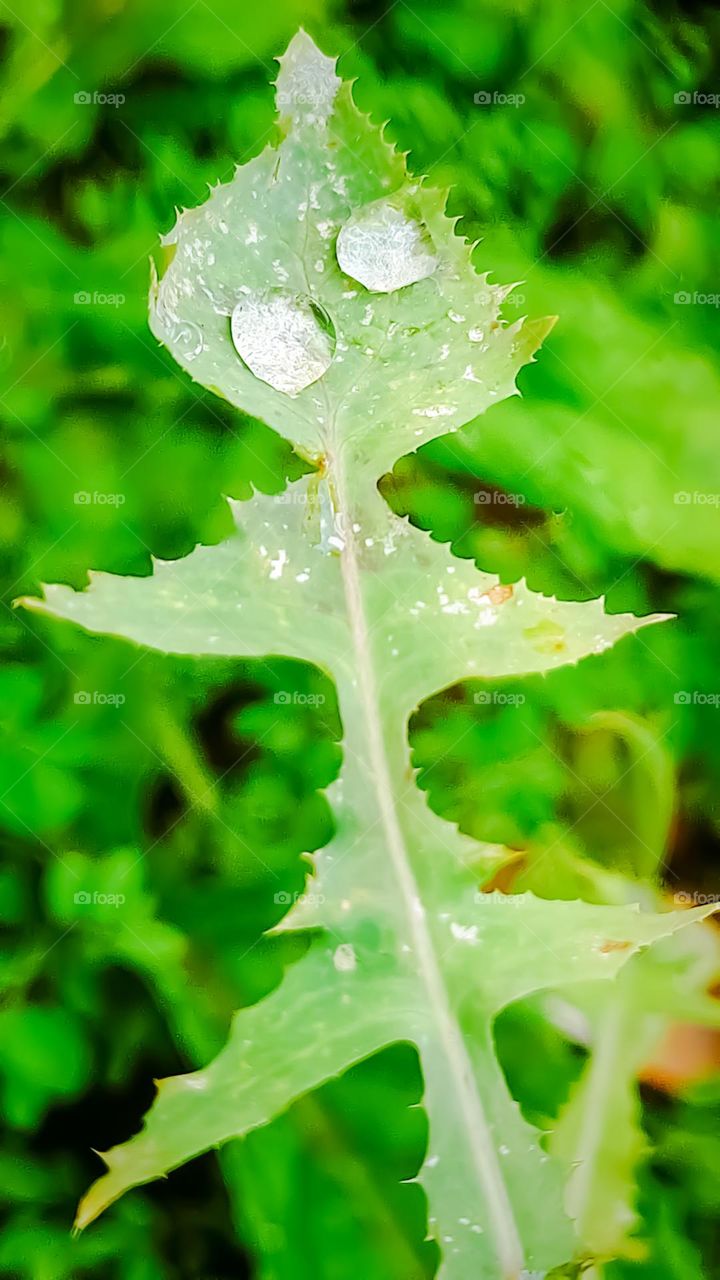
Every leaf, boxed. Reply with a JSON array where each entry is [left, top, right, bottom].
[[146, 26, 553, 481], [551, 918, 720, 1262], [26, 474, 667, 718], [0, 1006, 91, 1129], [553, 970, 654, 1264], [21, 30, 702, 1280], [0, 667, 84, 837], [74, 898, 712, 1262], [221, 1047, 436, 1280], [459, 284, 720, 589]]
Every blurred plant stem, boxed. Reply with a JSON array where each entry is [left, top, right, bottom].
[[582, 711, 675, 883], [148, 699, 219, 818]]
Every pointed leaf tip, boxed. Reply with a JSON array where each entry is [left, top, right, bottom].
[[275, 29, 340, 124]]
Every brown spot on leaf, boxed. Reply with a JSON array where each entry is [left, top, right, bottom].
[[486, 583, 514, 606]]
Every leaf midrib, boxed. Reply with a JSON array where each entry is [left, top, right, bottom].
[[331, 433, 525, 1277]]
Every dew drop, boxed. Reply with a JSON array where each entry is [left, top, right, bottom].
[[336, 196, 438, 293], [269, 549, 288, 581], [230, 289, 335, 396], [412, 404, 455, 418], [169, 319, 204, 361], [450, 922, 478, 942], [333, 943, 357, 972]]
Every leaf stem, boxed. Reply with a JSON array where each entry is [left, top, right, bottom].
[[331, 441, 525, 1278]]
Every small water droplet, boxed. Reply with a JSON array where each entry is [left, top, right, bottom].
[[412, 404, 455, 418], [333, 943, 357, 972], [231, 289, 335, 396], [336, 196, 438, 293], [450, 922, 478, 942], [170, 319, 204, 361], [269, 549, 288, 580]]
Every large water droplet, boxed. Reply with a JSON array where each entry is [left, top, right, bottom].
[[230, 289, 335, 396], [336, 197, 438, 293]]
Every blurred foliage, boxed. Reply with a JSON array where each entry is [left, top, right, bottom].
[[1, 0, 719, 1276]]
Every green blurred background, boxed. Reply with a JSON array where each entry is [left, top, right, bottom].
[[1, 1, 720, 1277]]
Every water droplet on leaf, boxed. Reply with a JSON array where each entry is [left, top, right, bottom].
[[169, 319, 204, 361], [336, 197, 438, 293], [231, 289, 335, 396], [333, 943, 357, 972]]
